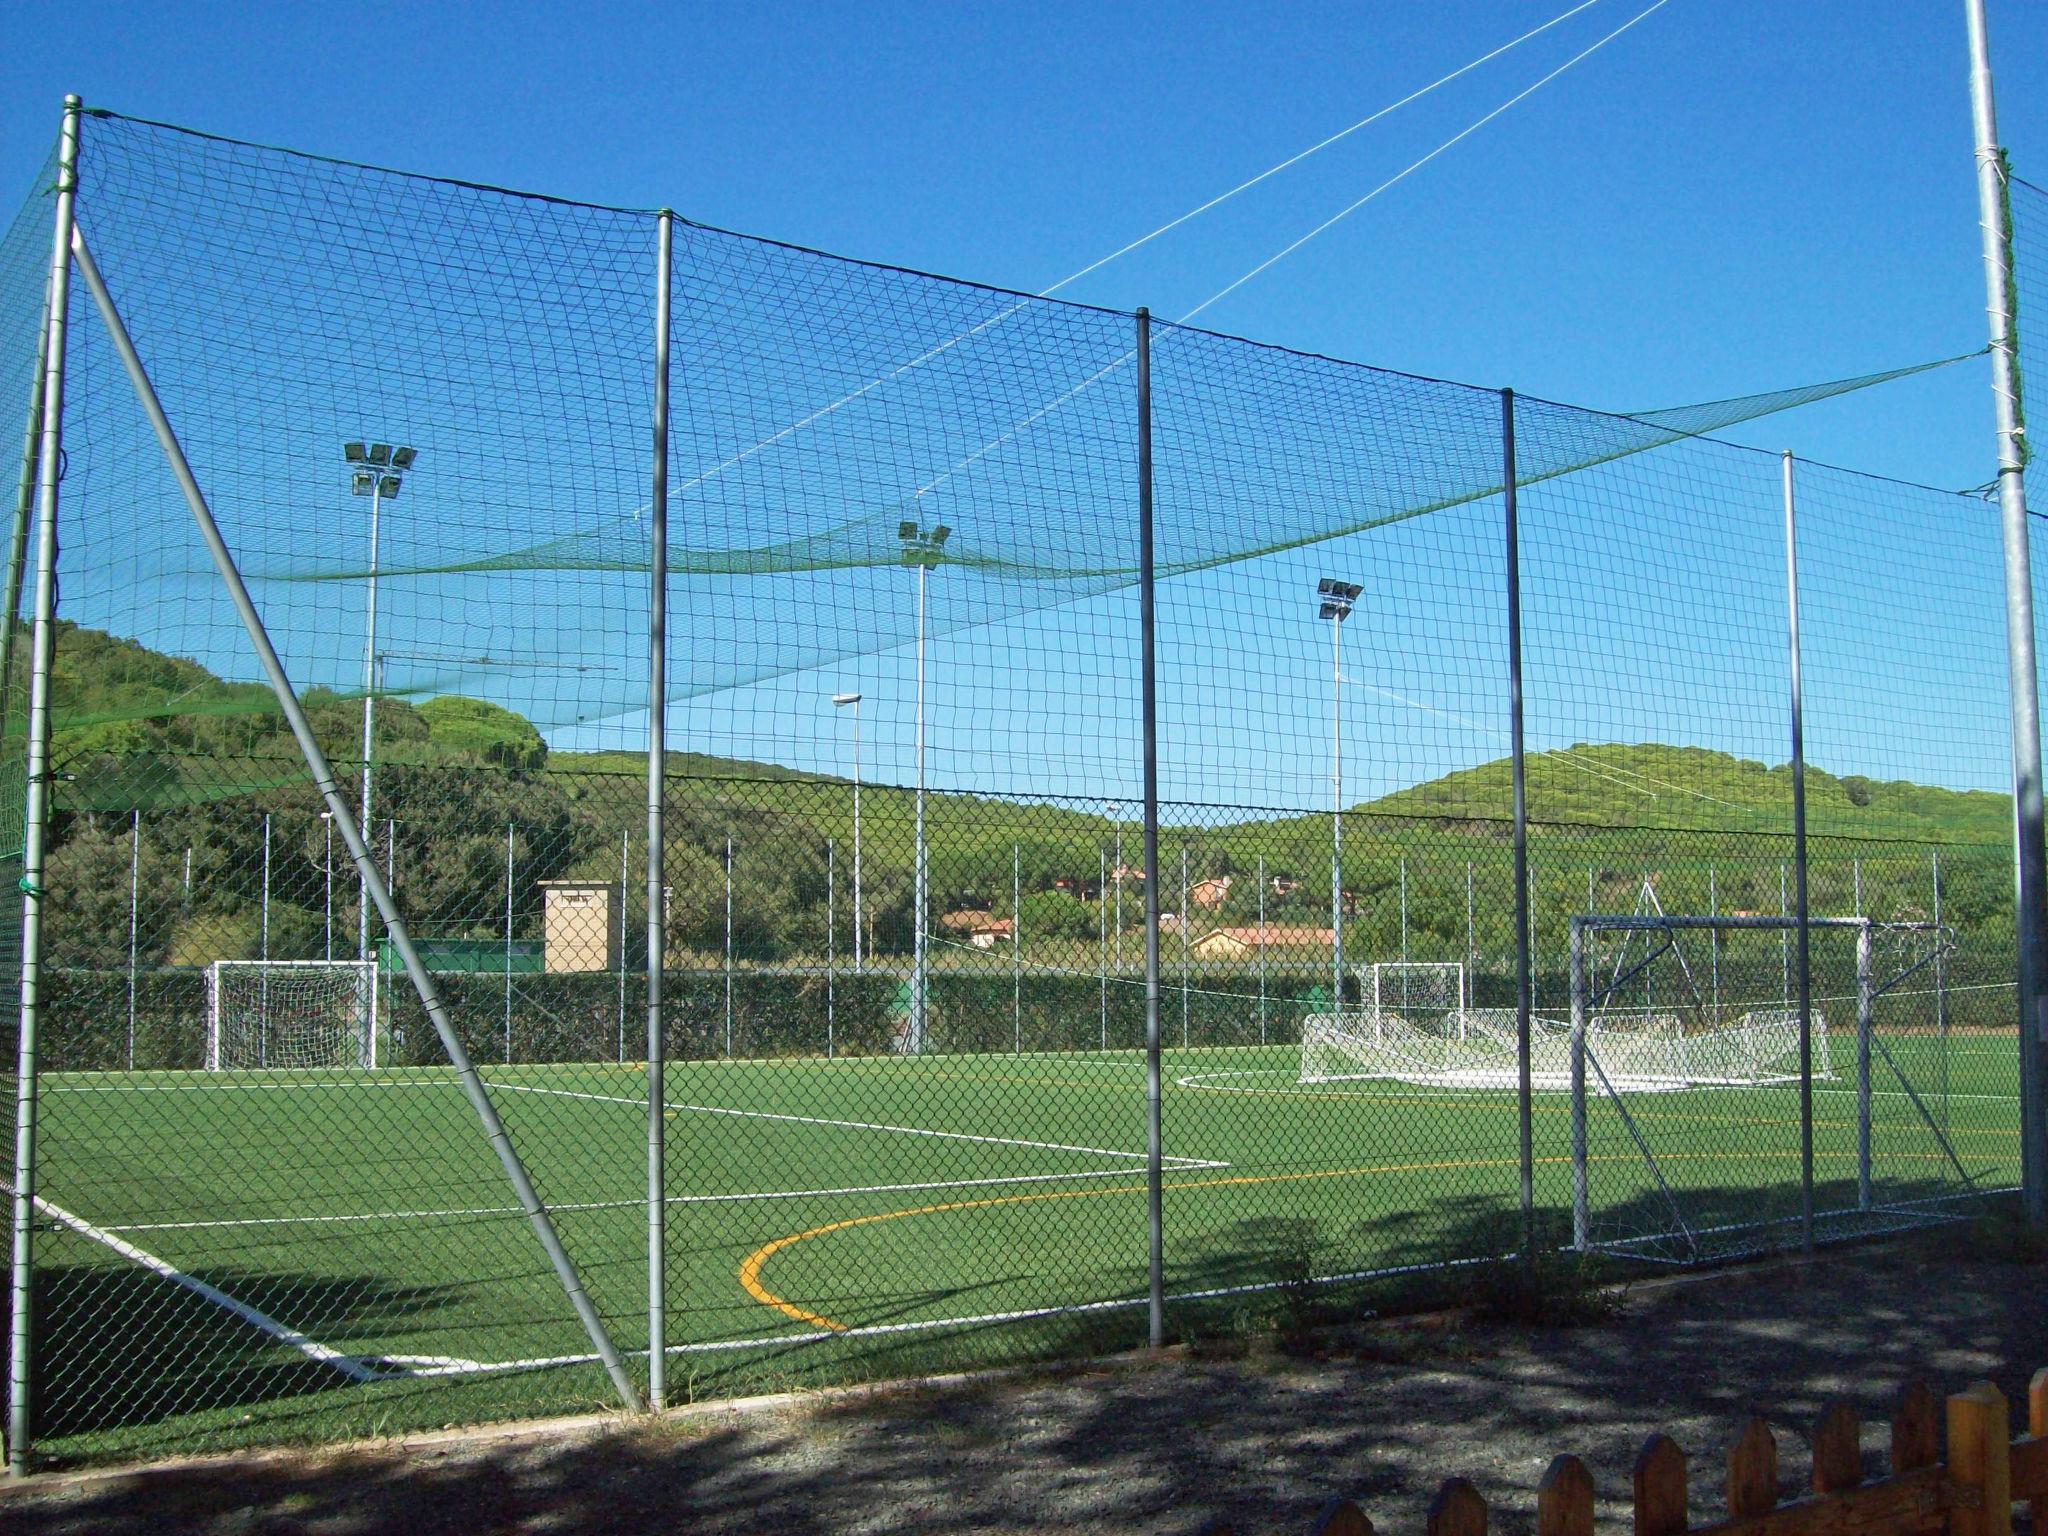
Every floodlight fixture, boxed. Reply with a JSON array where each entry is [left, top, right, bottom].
[[930, 524, 951, 547], [351, 470, 376, 496], [344, 442, 367, 464], [379, 475, 401, 498], [832, 692, 862, 706], [390, 445, 417, 470], [368, 443, 392, 467], [898, 520, 920, 541], [1317, 575, 1359, 622]]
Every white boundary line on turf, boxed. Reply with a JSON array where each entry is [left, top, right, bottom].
[[491, 1080, 1227, 1167], [0, 1179, 379, 1383], [100, 1164, 1201, 1235], [1172, 1067, 2024, 1104]]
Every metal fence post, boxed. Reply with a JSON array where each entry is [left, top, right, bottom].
[[8, 93, 80, 1476], [504, 823, 514, 1065], [645, 205, 673, 1410], [1784, 451, 1815, 1251], [1568, 916, 1589, 1252], [1503, 387, 1536, 1255], [65, 223, 645, 1412], [826, 837, 835, 1058], [1857, 918, 1874, 1211], [1965, 0, 2048, 1226], [127, 809, 140, 1070], [1012, 843, 1021, 1053], [1136, 306, 1164, 1349]]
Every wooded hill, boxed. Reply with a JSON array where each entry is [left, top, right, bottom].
[[30, 622, 2019, 973]]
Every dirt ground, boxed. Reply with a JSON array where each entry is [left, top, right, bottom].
[[3, 1237, 2044, 1536]]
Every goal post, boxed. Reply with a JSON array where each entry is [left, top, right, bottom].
[[1565, 911, 1967, 1257], [206, 960, 378, 1071]]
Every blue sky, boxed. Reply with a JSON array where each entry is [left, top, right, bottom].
[[4, 1, 2044, 485], [3, 2, 2044, 812]]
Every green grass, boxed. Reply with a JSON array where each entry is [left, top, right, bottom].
[[22, 1032, 2020, 1466]]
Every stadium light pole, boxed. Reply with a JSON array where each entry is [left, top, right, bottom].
[[343, 441, 416, 974], [899, 521, 950, 1053], [1318, 578, 1361, 1011], [1965, 0, 2048, 1228], [833, 692, 863, 971]]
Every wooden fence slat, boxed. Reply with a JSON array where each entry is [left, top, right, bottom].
[[1943, 1382, 2009, 1536], [1309, 1498, 1373, 1536], [1428, 1477, 1488, 1536], [1891, 1383, 1939, 1475], [1813, 1402, 1863, 1494], [2029, 1367, 2048, 1525], [1538, 1454, 1596, 1536], [1729, 1418, 1780, 1521], [1635, 1434, 1689, 1536]]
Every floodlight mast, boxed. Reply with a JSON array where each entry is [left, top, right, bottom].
[[344, 440, 416, 979], [899, 522, 950, 1051], [1318, 578, 1359, 1010], [833, 692, 863, 970]]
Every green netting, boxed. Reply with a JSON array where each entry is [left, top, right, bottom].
[[0, 106, 2023, 1466]]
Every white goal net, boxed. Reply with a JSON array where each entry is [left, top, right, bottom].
[[1300, 960, 1831, 1092], [206, 960, 378, 1070]]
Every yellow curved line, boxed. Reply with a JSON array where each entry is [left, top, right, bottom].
[[736, 1147, 1983, 1332]]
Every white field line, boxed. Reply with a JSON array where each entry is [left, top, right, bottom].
[[492, 1080, 1227, 1167], [101, 1164, 1195, 1236], [1174, 1067, 2023, 1104], [0, 1179, 378, 1383]]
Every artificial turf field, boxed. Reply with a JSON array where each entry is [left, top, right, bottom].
[[20, 1033, 2019, 1462]]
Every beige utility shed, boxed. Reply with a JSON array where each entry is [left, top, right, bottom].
[[539, 879, 623, 973]]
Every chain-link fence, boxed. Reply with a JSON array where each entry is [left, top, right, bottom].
[[0, 106, 2034, 1467]]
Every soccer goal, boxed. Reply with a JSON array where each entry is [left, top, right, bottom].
[[206, 960, 379, 1070], [1300, 952, 1833, 1093]]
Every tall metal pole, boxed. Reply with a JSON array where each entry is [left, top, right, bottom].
[[1331, 609, 1344, 1011], [1099, 844, 1108, 1049], [1935, 851, 1950, 1131], [1857, 919, 1874, 1211], [617, 828, 628, 1063], [1785, 451, 1815, 1251], [505, 823, 515, 1065], [1258, 853, 1268, 1046], [912, 562, 928, 1055], [323, 814, 333, 961], [358, 477, 382, 972], [1180, 841, 1191, 1048], [1012, 843, 1022, 1053], [66, 224, 644, 1411], [1504, 387, 1536, 1255], [126, 809, 140, 1070], [852, 700, 862, 970], [827, 837, 836, 1059], [1568, 917, 1590, 1252], [646, 206, 673, 1411], [1137, 307, 1164, 1349], [1966, 0, 2048, 1226], [724, 835, 733, 1058], [8, 93, 78, 1476]]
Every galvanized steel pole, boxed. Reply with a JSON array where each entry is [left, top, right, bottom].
[[1965, 0, 2048, 1226], [1137, 308, 1164, 1348], [8, 94, 80, 1476], [1504, 388, 1535, 1254], [1785, 451, 1815, 1250], [646, 207, 673, 1406]]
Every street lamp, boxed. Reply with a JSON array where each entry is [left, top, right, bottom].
[[344, 440, 418, 970], [833, 691, 863, 970], [898, 519, 950, 1054], [1318, 578, 1361, 1011]]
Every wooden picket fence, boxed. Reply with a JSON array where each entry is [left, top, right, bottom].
[[1211, 1371, 2048, 1536]]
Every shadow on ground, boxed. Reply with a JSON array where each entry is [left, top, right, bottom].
[[2, 1214, 2041, 1536]]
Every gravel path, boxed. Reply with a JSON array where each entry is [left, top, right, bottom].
[[4, 1239, 2043, 1536]]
